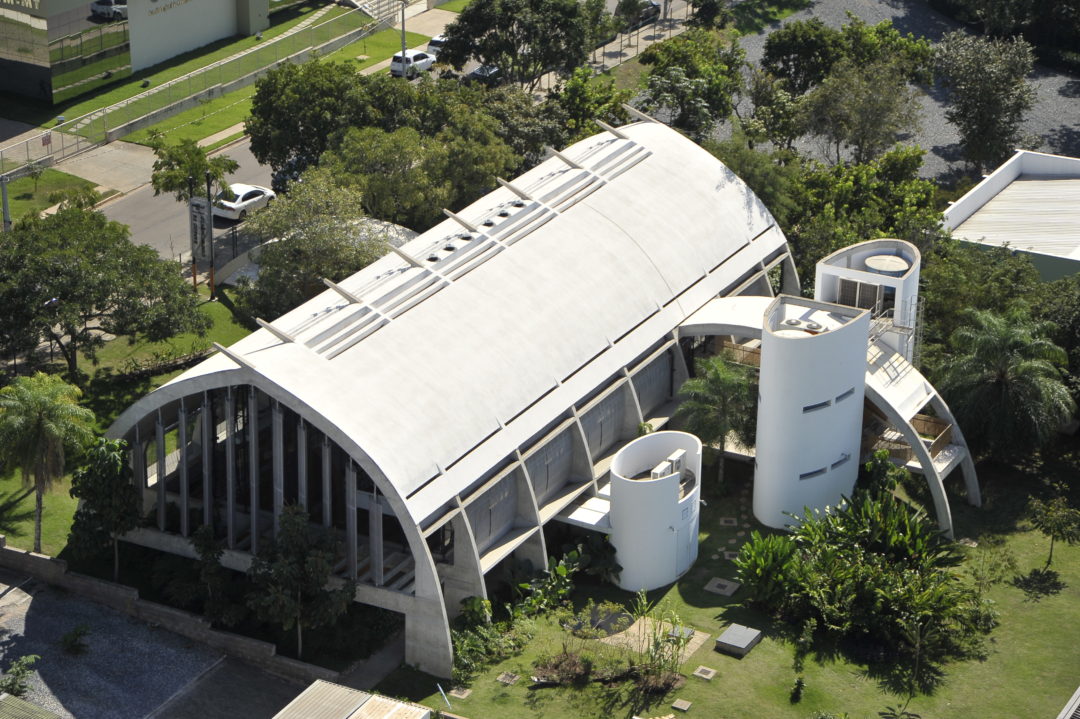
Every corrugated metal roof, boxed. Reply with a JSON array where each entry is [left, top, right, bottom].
[[952, 177, 1080, 259], [272, 680, 370, 719], [349, 694, 429, 719], [0, 694, 59, 719]]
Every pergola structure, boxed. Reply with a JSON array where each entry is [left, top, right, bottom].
[[107, 120, 800, 677]]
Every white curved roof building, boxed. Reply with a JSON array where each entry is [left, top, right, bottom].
[[109, 122, 976, 678]]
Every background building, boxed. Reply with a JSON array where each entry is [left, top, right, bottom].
[[0, 0, 268, 103]]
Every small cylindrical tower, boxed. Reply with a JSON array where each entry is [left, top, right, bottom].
[[753, 296, 870, 530], [609, 431, 702, 592]]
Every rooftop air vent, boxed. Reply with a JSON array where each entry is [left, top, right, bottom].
[[784, 318, 801, 326], [498, 209, 510, 217], [458, 233, 473, 241], [427, 254, 439, 262], [806, 322, 822, 330], [482, 219, 495, 227], [512, 200, 525, 208], [444, 244, 456, 252]]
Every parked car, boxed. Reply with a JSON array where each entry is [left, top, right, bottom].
[[463, 64, 501, 87], [90, 0, 127, 20], [213, 183, 275, 221], [427, 35, 448, 58], [390, 49, 435, 78], [628, 0, 661, 29]]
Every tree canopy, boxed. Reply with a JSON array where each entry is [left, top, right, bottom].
[[235, 169, 390, 321], [69, 437, 141, 581], [935, 31, 1036, 172], [439, 0, 590, 89], [0, 205, 210, 382], [149, 134, 239, 203]]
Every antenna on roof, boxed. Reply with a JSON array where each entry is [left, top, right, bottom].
[[213, 342, 256, 370], [596, 120, 627, 139], [323, 278, 362, 304], [443, 208, 479, 233], [544, 145, 584, 170], [497, 177, 531, 201], [256, 317, 296, 344], [622, 104, 658, 124]]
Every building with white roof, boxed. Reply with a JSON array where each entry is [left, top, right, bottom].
[[944, 150, 1080, 280], [108, 121, 978, 678]]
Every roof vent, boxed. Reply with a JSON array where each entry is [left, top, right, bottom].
[[784, 318, 801, 326], [427, 254, 439, 262], [482, 219, 495, 227], [498, 209, 510, 217], [458, 233, 473, 241], [444, 244, 456, 252], [512, 200, 525, 208], [806, 322, 822, 330]]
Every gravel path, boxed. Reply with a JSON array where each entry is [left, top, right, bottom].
[[0, 571, 219, 719], [732, 0, 1080, 177]]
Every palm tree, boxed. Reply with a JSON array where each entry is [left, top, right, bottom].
[[675, 352, 757, 489], [0, 373, 94, 553], [939, 308, 1075, 461]]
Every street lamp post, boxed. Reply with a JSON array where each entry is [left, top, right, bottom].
[[187, 175, 197, 290]]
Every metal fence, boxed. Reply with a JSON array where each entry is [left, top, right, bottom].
[[0, 2, 405, 175]]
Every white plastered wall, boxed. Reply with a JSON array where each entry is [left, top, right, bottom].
[[128, 0, 239, 71]]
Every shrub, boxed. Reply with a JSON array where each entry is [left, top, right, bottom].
[[0, 655, 39, 696], [59, 625, 91, 655]]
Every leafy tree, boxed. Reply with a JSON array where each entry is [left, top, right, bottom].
[[938, 308, 1075, 460], [326, 126, 451, 230], [640, 29, 745, 130], [439, 0, 590, 90], [246, 504, 355, 659], [738, 67, 808, 151], [69, 437, 141, 581], [960, 0, 1033, 36], [762, 18, 845, 94], [26, 161, 45, 194], [235, 169, 389, 321], [804, 59, 921, 164], [676, 353, 757, 490], [689, 0, 730, 28], [148, 134, 239, 203], [0, 206, 210, 382], [935, 31, 1036, 172], [0, 373, 94, 554], [552, 67, 632, 142], [582, 0, 618, 54], [703, 134, 806, 229], [247, 60, 376, 176], [472, 85, 569, 170], [1028, 490, 1080, 568]]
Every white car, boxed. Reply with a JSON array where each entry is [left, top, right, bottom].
[[389, 49, 435, 78], [212, 183, 275, 222], [426, 35, 447, 58], [90, 0, 127, 20]]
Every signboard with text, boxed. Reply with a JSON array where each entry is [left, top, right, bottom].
[[189, 196, 212, 263]]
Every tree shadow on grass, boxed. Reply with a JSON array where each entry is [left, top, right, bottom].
[[0, 488, 35, 538], [1012, 568, 1066, 602], [732, 0, 813, 36]]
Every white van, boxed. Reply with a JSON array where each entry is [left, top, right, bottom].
[[90, 0, 128, 20]]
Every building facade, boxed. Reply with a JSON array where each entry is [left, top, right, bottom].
[[0, 0, 267, 103]]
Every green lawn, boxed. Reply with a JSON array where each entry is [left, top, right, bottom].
[[125, 87, 256, 146], [437, 0, 473, 12], [4, 168, 98, 221], [0, 469, 80, 558], [321, 28, 431, 69], [0, 2, 363, 129], [376, 458, 1080, 719]]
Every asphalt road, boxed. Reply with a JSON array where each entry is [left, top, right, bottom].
[[101, 139, 272, 262]]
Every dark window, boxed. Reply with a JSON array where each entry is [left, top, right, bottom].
[[802, 400, 831, 413], [835, 388, 855, 403], [799, 467, 827, 480]]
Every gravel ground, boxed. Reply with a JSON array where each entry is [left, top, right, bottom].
[[0, 570, 219, 719], [731, 0, 1080, 177]]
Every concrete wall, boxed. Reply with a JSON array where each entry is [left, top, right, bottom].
[[0, 535, 338, 685], [609, 431, 702, 592], [128, 0, 241, 72]]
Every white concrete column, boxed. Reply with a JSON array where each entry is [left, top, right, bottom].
[[272, 401, 284, 535], [370, 486, 383, 586], [297, 419, 307, 510], [225, 388, 237, 548], [155, 411, 166, 531], [201, 391, 213, 529], [133, 423, 149, 514], [321, 437, 332, 528], [247, 387, 260, 555], [346, 463, 358, 580], [178, 402, 189, 537]]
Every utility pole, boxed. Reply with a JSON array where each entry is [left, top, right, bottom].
[[206, 170, 215, 300], [187, 175, 197, 290]]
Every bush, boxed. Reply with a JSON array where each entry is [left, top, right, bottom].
[[59, 625, 91, 655], [0, 655, 39, 697]]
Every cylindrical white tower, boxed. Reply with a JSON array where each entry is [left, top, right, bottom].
[[753, 297, 870, 530], [609, 431, 702, 592]]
